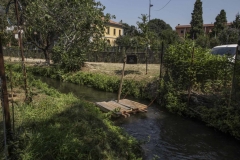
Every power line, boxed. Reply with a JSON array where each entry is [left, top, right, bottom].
[[155, 0, 172, 11]]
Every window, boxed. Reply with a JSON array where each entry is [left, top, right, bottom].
[[180, 30, 184, 34], [211, 47, 236, 56], [114, 29, 116, 35], [106, 27, 110, 34], [119, 30, 121, 36]]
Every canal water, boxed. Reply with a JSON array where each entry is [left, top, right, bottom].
[[40, 77, 240, 160]]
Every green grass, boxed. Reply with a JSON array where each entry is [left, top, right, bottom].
[[1, 69, 142, 159]]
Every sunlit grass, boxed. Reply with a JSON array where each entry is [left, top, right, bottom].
[[1, 65, 142, 159]]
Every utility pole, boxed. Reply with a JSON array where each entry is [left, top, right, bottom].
[[149, 0, 153, 21], [146, 0, 153, 75]]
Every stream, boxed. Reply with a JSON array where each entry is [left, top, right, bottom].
[[40, 77, 240, 160]]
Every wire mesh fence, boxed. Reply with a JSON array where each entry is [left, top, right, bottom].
[[2, 45, 167, 64], [3, 47, 45, 59], [86, 45, 166, 64]]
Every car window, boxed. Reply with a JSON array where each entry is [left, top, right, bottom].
[[211, 47, 236, 56]]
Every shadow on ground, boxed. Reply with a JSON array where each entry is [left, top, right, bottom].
[[114, 70, 141, 75], [12, 102, 142, 160]]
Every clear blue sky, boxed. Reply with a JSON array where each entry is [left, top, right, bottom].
[[99, 0, 240, 29]]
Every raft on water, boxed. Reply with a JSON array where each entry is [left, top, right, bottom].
[[96, 99, 147, 118]]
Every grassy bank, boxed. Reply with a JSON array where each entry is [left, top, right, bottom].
[[27, 64, 154, 99], [23, 57, 240, 141], [1, 64, 142, 159], [7, 51, 240, 142]]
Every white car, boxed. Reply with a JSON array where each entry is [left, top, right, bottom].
[[211, 44, 238, 62]]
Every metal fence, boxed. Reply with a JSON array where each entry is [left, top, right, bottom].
[[3, 46, 166, 64], [3, 47, 45, 59], [86, 45, 166, 64]]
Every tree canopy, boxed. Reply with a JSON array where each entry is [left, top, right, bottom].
[[148, 18, 178, 44], [190, 0, 204, 39], [122, 23, 138, 36], [232, 12, 240, 29], [116, 16, 179, 51], [213, 9, 227, 36], [21, 0, 111, 70], [148, 18, 172, 36]]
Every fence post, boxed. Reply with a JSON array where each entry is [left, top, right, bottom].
[[15, 0, 28, 101], [160, 41, 164, 79], [229, 37, 240, 106], [117, 47, 126, 102], [146, 45, 149, 74], [188, 45, 195, 106], [0, 33, 12, 157]]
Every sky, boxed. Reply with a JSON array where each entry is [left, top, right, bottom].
[[99, 0, 240, 29]]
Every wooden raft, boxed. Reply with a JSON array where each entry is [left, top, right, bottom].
[[96, 99, 147, 118]]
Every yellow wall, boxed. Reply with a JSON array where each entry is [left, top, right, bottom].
[[104, 22, 123, 46]]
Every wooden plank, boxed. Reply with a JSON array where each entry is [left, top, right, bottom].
[[96, 102, 121, 114], [96, 101, 131, 114], [109, 101, 132, 111], [96, 99, 147, 117], [117, 99, 148, 111], [96, 102, 116, 111]]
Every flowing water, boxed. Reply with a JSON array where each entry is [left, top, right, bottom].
[[40, 77, 240, 160]]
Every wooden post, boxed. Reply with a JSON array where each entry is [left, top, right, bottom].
[[146, 45, 148, 75], [15, 0, 28, 101], [117, 50, 126, 102], [229, 39, 240, 106], [0, 33, 12, 156], [160, 41, 164, 79], [188, 46, 195, 106]]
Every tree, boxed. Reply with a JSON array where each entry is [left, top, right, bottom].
[[122, 23, 138, 36], [148, 18, 179, 44], [213, 9, 227, 36], [0, 1, 15, 46], [137, 14, 158, 46], [218, 28, 239, 44], [23, 0, 110, 66], [190, 0, 204, 39], [148, 18, 172, 35], [195, 35, 210, 48], [232, 12, 240, 29]]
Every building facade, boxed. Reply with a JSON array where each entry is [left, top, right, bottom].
[[175, 23, 232, 38], [104, 20, 123, 46]]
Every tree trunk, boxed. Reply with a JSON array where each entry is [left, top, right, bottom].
[[43, 50, 50, 64]]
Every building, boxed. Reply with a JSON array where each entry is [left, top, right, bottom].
[[104, 20, 123, 46], [175, 23, 232, 38]]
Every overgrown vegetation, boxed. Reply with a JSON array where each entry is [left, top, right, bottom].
[[162, 40, 240, 139], [25, 43, 240, 140], [27, 65, 147, 98], [1, 64, 142, 159]]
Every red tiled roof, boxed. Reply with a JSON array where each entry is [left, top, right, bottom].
[[175, 22, 232, 29], [102, 17, 122, 26], [175, 25, 191, 28], [109, 20, 122, 25]]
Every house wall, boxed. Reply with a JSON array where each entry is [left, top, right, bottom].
[[176, 27, 191, 38], [175, 23, 232, 38], [104, 22, 123, 46]]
